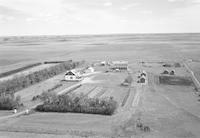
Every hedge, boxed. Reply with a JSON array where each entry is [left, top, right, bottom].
[[36, 94, 117, 115], [0, 94, 21, 110]]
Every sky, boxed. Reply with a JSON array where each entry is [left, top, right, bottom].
[[0, 0, 200, 36]]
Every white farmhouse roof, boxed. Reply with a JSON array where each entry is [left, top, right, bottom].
[[65, 69, 79, 76]]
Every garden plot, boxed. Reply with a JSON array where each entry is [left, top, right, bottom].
[[88, 87, 104, 98], [94, 87, 107, 98], [99, 87, 129, 106], [72, 84, 97, 96], [100, 88, 114, 98]]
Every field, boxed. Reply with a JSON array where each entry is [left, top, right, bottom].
[[0, 33, 200, 137], [0, 63, 56, 82]]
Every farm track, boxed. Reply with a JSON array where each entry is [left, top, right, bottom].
[[122, 87, 136, 110], [121, 88, 131, 107], [183, 62, 200, 90]]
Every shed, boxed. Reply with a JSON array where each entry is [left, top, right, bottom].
[[162, 70, 169, 75], [170, 70, 175, 75], [140, 76, 146, 83]]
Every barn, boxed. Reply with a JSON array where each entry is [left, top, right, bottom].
[[64, 70, 82, 81], [110, 61, 128, 70]]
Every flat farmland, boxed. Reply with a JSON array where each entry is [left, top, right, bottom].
[[0, 111, 12, 117], [0, 63, 56, 82], [0, 112, 113, 137], [1, 34, 200, 70], [1, 34, 200, 137]]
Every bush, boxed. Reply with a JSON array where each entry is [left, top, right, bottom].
[[36, 94, 117, 115], [0, 94, 22, 110]]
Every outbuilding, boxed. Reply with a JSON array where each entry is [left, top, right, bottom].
[[110, 61, 128, 70], [140, 77, 146, 83], [170, 70, 175, 75], [84, 67, 94, 73], [162, 70, 169, 75], [141, 70, 147, 77]]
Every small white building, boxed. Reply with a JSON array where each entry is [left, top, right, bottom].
[[64, 70, 82, 81], [84, 67, 95, 74]]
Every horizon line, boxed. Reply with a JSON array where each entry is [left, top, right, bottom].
[[1, 32, 200, 37]]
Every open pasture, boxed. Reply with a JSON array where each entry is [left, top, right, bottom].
[[0, 112, 113, 137], [2, 34, 200, 72]]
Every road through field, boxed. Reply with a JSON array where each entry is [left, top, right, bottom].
[[183, 62, 200, 90]]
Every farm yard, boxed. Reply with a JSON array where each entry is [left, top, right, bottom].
[[0, 34, 200, 137]]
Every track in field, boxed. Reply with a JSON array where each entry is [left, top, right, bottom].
[[121, 88, 131, 107]]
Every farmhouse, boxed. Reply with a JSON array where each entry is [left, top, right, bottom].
[[64, 70, 82, 81], [110, 61, 128, 70]]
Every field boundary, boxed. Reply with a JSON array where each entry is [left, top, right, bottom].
[[0, 63, 42, 78], [183, 62, 200, 91]]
